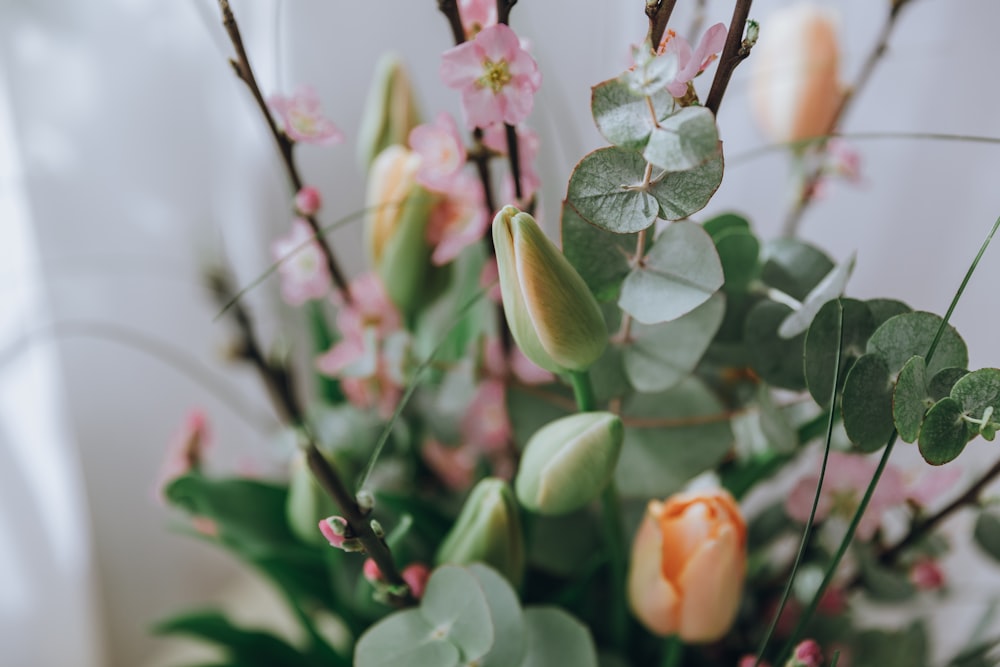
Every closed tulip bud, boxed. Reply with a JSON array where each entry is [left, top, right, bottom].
[[492, 206, 607, 374], [750, 5, 843, 145], [627, 489, 746, 642], [435, 478, 525, 587], [515, 412, 623, 515], [365, 145, 435, 313], [286, 450, 339, 545], [357, 53, 422, 169]]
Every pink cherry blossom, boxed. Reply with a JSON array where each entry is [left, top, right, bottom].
[[657, 23, 728, 97], [271, 219, 332, 306], [786, 451, 907, 540], [409, 112, 467, 192], [440, 24, 542, 129], [427, 170, 489, 265], [294, 186, 322, 216], [319, 515, 349, 549], [458, 0, 497, 39], [909, 557, 946, 591], [791, 639, 824, 667], [268, 85, 343, 146], [482, 123, 541, 204]]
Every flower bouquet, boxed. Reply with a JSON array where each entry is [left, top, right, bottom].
[[156, 1, 1000, 666]]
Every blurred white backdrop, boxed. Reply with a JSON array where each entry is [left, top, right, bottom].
[[1, 0, 999, 665]]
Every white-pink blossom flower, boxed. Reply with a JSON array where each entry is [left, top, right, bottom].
[[422, 438, 478, 491], [458, 0, 497, 39], [461, 379, 512, 453], [427, 170, 489, 265], [268, 85, 344, 146], [657, 23, 728, 98], [440, 24, 542, 129], [294, 186, 322, 216], [786, 451, 907, 540], [409, 112, 467, 192], [271, 219, 332, 306]]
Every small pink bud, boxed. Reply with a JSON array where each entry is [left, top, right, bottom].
[[402, 563, 431, 599], [294, 186, 322, 216], [318, 516, 349, 549], [739, 657, 771, 667], [363, 558, 384, 583], [816, 586, 847, 616], [788, 639, 823, 667], [909, 558, 946, 591]]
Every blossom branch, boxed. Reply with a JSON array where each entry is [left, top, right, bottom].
[[437, 0, 466, 44], [209, 270, 414, 606], [705, 0, 755, 115], [497, 0, 517, 26], [645, 0, 678, 48], [216, 0, 352, 302], [780, 0, 914, 237]]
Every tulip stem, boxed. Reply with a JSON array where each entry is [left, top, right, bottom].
[[569, 370, 597, 413], [661, 635, 684, 667], [600, 482, 629, 653]]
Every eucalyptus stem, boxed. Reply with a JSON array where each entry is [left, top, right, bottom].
[[661, 635, 684, 667]]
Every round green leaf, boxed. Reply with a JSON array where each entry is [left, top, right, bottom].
[[591, 76, 675, 150], [892, 355, 930, 443], [759, 238, 834, 301], [623, 293, 725, 392], [842, 353, 895, 452], [974, 512, 1000, 563], [561, 202, 637, 301], [777, 254, 855, 339], [618, 220, 723, 324], [918, 397, 970, 465], [867, 311, 968, 377], [566, 147, 658, 234], [951, 368, 1000, 420], [866, 298, 911, 329], [467, 564, 526, 667], [643, 107, 720, 172], [804, 298, 875, 407], [929, 367, 969, 400], [421, 566, 494, 661], [744, 300, 807, 390], [648, 152, 724, 221], [704, 213, 751, 238], [520, 607, 598, 667], [714, 228, 760, 294], [615, 377, 733, 498], [355, 609, 461, 667]]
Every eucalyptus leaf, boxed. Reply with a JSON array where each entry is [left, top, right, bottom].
[[744, 300, 807, 390], [974, 512, 1000, 564], [777, 253, 856, 339], [561, 201, 637, 301], [623, 293, 725, 392], [618, 221, 723, 324], [759, 238, 834, 301], [918, 397, 970, 465], [519, 607, 598, 667], [842, 353, 895, 452], [566, 147, 658, 234], [643, 106, 720, 172], [866, 298, 911, 328], [468, 564, 527, 667], [591, 75, 675, 150], [355, 609, 460, 667], [868, 311, 968, 378], [421, 566, 494, 661], [625, 46, 679, 96], [704, 212, 751, 238], [804, 298, 875, 407], [714, 228, 760, 294], [588, 342, 633, 404], [930, 367, 971, 400], [648, 152, 725, 221], [892, 355, 930, 443], [950, 369, 1000, 437]]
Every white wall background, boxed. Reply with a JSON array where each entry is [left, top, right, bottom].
[[1, 0, 999, 665]]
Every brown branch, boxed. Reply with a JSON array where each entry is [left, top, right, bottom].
[[497, 0, 518, 26], [216, 0, 352, 303], [437, 0, 466, 44], [705, 0, 755, 115], [645, 0, 678, 49]]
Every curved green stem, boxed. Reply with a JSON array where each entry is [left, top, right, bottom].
[[661, 634, 684, 667], [569, 370, 597, 412]]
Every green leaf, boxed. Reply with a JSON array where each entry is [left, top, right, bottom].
[[566, 147, 658, 234], [468, 564, 527, 667], [643, 107, 720, 172], [804, 298, 875, 407], [866, 298, 911, 328], [561, 202, 637, 301], [857, 546, 916, 602], [777, 254, 855, 339], [868, 311, 969, 377], [355, 609, 460, 667], [974, 512, 1000, 563], [951, 368, 1000, 437], [153, 611, 313, 667], [930, 367, 970, 400], [893, 355, 930, 443], [759, 238, 834, 301], [647, 152, 724, 221], [714, 228, 760, 294], [622, 293, 725, 392], [918, 397, 970, 465], [421, 566, 494, 661], [744, 300, 807, 390], [591, 75, 675, 150], [615, 377, 733, 498], [519, 607, 598, 667], [618, 220, 723, 324], [853, 622, 929, 667], [842, 353, 895, 452]]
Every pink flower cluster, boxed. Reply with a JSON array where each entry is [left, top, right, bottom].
[[656, 23, 728, 98], [271, 219, 332, 306], [268, 85, 343, 146]]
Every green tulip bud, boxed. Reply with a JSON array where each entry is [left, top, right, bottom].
[[515, 412, 624, 515], [286, 450, 338, 545], [492, 206, 607, 374], [435, 478, 525, 587], [365, 145, 436, 314], [357, 53, 422, 169]]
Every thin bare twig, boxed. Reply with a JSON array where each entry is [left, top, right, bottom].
[[705, 0, 755, 115], [645, 0, 678, 48], [497, 0, 518, 26], [437, 0, 466, 44]]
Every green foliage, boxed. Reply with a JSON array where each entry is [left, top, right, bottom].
[[842, 353, 895, 452], [852, 623, 929, 667], [918, 397, 969, 465], [566, 147, 660, 234], [804, 298, 875, 407], [868, 311, 968, 378], [974, 512, 1000, 564], [643, 107, 720, 172], [892, 355, 930, 443], [519, 607, 599, 667], [561, 202, 639, 302], [745, 300, 807, 390], [759, 238, 834, 301], [618, 220, 724, 324], [591, 76, 675, 150], [777, 254, 855, 339]]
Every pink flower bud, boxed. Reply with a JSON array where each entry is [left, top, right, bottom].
[[318, 515, 349, 549], [627, 489, 747, 642], [294, 186, 322, 216], [402, 563, 431, 599], [789, 639, 823, 667], [739, 657, 771, 667], [750, 5, 843, 144], [909, 558, 945, 591], [363, 558, 384, 583]]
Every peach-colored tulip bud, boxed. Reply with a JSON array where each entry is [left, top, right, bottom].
[[750, 4, 843, 145], [627, 489, 746, 643]]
